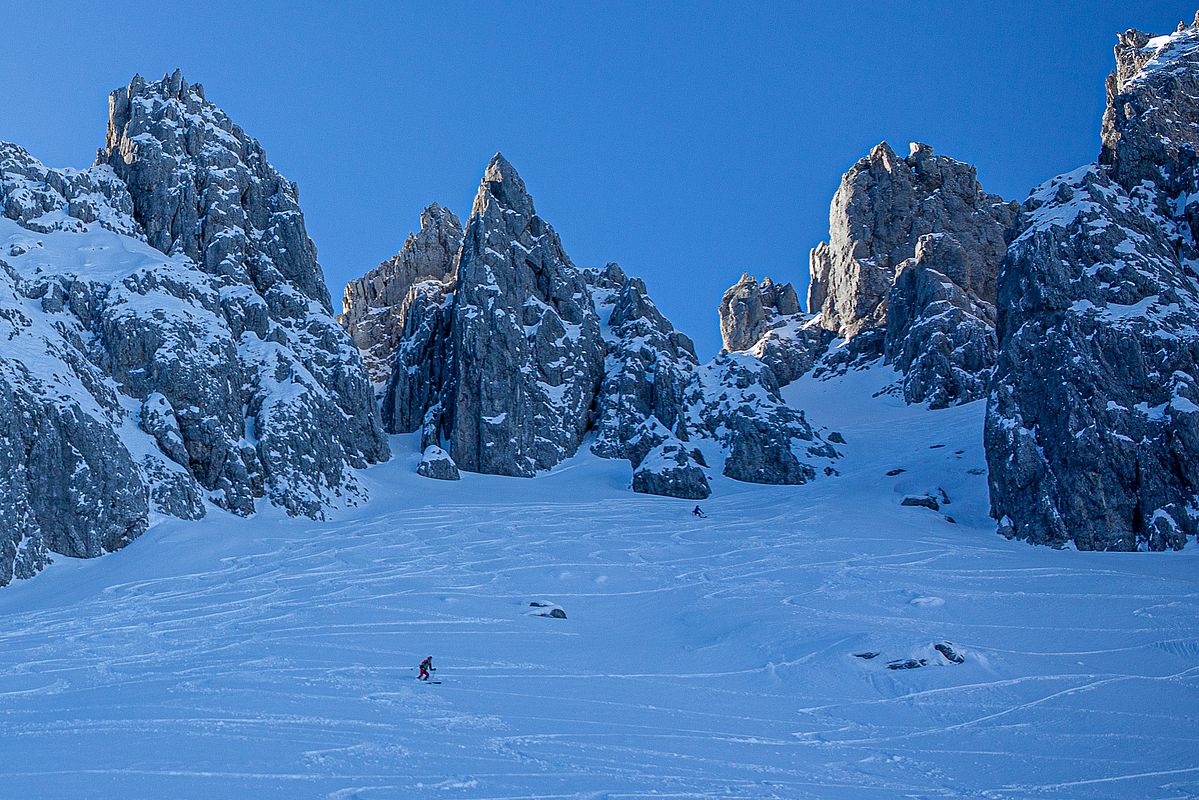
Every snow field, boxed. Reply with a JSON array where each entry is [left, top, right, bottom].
[[0, 366, 1196, 799]]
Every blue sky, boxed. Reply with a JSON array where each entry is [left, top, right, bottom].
[[1, 1, 1193, 356]]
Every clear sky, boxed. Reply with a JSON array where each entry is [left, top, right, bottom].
[[1, 1, 1193, 356]]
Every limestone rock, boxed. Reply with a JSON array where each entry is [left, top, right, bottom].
[[690, 354, 837, 485], [434, 154, 606, 477], [987, 21, 1199, 551], [718, 273, 832, 386], [885, 234, 999, 407], [339, 204, 462, 389], [417, 446, 461, 481], [632, 441, 711, 500], [587, 262, 698, 467], [0, 73, 391, 585], [99, 72, 389, 517], [808, 141, 1019, 340], [345, 156, 840, 496]]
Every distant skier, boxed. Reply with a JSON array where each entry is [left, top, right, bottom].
[[417, 656, 434, 681], [692, 505, 706, 518]]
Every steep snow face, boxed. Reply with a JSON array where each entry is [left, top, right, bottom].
[[0, 74, 390, 586]]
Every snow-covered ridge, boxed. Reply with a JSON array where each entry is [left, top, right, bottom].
[[1, 73, 388, 587]]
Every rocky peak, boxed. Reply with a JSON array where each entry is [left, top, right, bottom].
[[339, 203, 463, 387], [1, 142, 140, 237], [418, 154, 605, 477], [719, 273, 801, 353], [790, 140, 1024, 405], [473, 152, 535, 219], [1101, 14, 1199, 203], [986, 13, 1199, 551], [102, 70, 331, 310]]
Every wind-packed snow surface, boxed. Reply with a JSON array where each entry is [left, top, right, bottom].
[[0, 365, 1195, 799]]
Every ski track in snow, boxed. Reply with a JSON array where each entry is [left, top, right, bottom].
[[0, 367, 1197, 799]]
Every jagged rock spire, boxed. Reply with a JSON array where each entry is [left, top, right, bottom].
[[986, 14, 1199, 551], [442, 154, 605, 476]]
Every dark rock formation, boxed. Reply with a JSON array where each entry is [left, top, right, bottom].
[[417, 445, 461, 481], [345, 158, 840, 495], [0, 73, 389, 586], [885, 233, 1001, 408], [986, 18, 1199, 551], [436, 154, 605, 476]]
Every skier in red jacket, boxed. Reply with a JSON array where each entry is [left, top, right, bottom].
[[418, 656, 434, 681]]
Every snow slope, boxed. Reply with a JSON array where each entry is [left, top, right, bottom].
[[0, 365, 1196, 799]]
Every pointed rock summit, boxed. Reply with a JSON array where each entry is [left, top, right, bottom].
[[343, 158, 840, 494], [986, 16, 1199, 551], [1, 73, 388, 586], [721, 141, 1021, 408], [340, 203, 463, 389]]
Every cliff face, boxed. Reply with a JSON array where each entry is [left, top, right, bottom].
[[986, 17, 1199, 551], [342, 157, 840, 496], [339, 204, 462, 390], [720, 142, 1020, 409], [0, 72, 389, 586]]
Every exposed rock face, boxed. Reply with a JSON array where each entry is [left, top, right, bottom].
[[808, 142, 1018, 340], [0, 73, 389, 586], [720, 273, 800, 352], [346, 159, 839, 495], [986, 18, 1199, 551], [885, 233, 1000, 408], [719, 273, 831, 386], [690, 354, 837, 485], [789, 142, 1021, 405], [381, 278, 455, 435], [632, 442, 710, 500], [586, 263, 711, 498], [438, 154, 605, 476], [339, 204, 462, 388], [104, 71, 330, 308], [99, 72, 388, 517]]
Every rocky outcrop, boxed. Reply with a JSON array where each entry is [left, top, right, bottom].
[[718, 273, 831, 386], [417, 445, 461, 481], [381, 278, 455, 435], [339, 204, 462, 388], [632, 442, 710, 500], [690, 354, 837, 484], [885, 234, 1000, 408], [986, 18, 1199, 551], [795, 142, 1021, 404], [98, 72, 388, 517], [1, 73, 389, 586], [346, 159, 839, 495], [808, 142, 1018, 340], [436, 154, 606, 476], [104, 70, 330, 308]]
